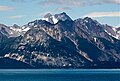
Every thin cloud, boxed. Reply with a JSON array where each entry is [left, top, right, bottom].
[[0, 5, 14, 11], [37, 11, 53, 17], [83, 12, 120, 18], [55, 7, 72, 11], [39, 0, 82, 7], [11, 0, 25, 2], [85, 0, 120, 5], [10, 0, 120, 7], [10, 0, 120, 6], [39, 0, 120, 7], [11, 0, 37, 2], [9, 15, 25, 19]]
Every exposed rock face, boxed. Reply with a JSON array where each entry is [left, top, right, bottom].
[[0, 12, 120, 68]]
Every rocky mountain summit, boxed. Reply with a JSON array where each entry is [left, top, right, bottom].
[[0, 12, 120, 68]]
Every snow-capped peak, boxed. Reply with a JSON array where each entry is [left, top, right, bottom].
[[42, 13, 58, 24], [41, 12, 72, 24], [51, 16, 58, 24]]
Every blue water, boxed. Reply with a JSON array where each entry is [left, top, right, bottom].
[[0, 69, 120, 81]]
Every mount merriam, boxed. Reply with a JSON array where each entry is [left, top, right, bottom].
[[0, 12, 120, 69]]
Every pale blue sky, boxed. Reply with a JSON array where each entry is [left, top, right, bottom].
[[0, 0, 120, 27]]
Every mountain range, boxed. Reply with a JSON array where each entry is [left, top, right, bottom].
[[0, 12, 120, 69]]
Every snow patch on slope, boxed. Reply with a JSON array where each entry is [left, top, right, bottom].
[[94, 37, 97, 42], [51, 16, 58, 24], [112, 27, 117, 32], [42, 15, 58, 24], [42, 18, 49, 21], [104, 29, 119, 39]]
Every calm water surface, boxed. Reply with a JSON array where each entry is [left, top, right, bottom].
[[0, 69, 120, 81]]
